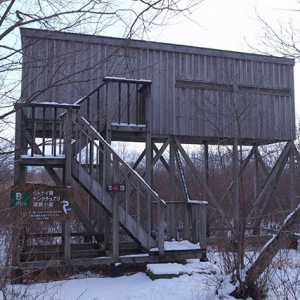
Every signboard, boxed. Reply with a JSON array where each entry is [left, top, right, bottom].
[[107, 184, 126, 192], [10, 184, 75, 222]]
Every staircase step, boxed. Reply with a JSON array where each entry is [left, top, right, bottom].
[[71, 158, 157, 250], [146, 261, 217, 280], [111, 123, 146, 132], [20, 154, 65, 166]]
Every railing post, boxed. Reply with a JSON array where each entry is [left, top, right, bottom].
[[112, 156, 120, 261], [158, 200, 164, 257], [62, 107, 72, 262], [146, 130, 152, 248], [199, 204, 207, 261], [64, 107, 72, 185]]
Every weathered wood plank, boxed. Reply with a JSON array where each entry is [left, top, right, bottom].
[[21, 28, 295, 144]]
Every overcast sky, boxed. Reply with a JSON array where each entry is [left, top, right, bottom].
[[151, 0, 300, 52], [147, 0, 300, 112]]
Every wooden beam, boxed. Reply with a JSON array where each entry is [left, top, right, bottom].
[[252, 146, 291, 225], [132, 148, 146, 170], [152, 144, 182, 195], [208, 145, 256, 223], [174, 137, 228, 224], [150, 138, 170, 170], [292, 142, 300, 166], [73, 201, 103, 243], [246, 141, 292, 223], [140, 138, 170, 180]]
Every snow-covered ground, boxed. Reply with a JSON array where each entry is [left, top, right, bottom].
[[1, 259, 226, 300], [2, 248, 300, 300]]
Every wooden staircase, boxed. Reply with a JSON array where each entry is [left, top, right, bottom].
[[14, 78, 167, 267], [13, 77, 207, 272]]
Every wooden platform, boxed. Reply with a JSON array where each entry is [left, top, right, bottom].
[[18, 241, 206, 269]]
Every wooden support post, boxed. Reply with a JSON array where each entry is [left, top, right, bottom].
[[145, 131, 152, 248], [11, 223, 22, 283], [103, 122, 112, 251], [104, 213, 111, 251], [167, 204, 177, 240], [232, 138, 240, 233], [204, 142, 209, 237], [253, 147, 260, 235], [62, 220, 71, 261], [248, 141, 292, 222], [168, 140, 176, 240], [146, 84, 153, 248], [98, 206, 105, 240], [174, 137, 229, 227], [73, 201, 103, 243], [183, 204, 190, 241], [190, 204, 198, 243], [199, 204, 207, 260], [173, 138, 190, 240], [204, 143, 209, 198], [14, 105, 27, 185], [62, 108, 72, 263], [158, 200, 165, 258], [12, 105, 27, 281], [233, 139, 244, 270], [290, 148, 296, 211], [112, 156, 120, 261], [255, 150, 286, 220]]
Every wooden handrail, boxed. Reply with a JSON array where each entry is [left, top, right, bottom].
[[71, 108, 165, 206]]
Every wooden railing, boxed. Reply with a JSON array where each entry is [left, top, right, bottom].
[[15, 102, 80, 157], [71, 77, 151, 133], [69, 109, 165, 255]]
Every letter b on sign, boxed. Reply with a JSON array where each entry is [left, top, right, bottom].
[[10, 191, 30, 207]]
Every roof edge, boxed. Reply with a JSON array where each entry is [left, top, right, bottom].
[[20, 27, 295, 66]]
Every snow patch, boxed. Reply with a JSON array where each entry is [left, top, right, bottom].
[[150, 240, 201, 252]]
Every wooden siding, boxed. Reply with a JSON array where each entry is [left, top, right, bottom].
[[21, 28, 296, 143]]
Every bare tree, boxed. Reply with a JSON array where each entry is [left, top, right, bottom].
[[0, 0, 204, 196], [0, 0, 203, 126], [248, 4, 300, 60], [0, 0, 204, 290]]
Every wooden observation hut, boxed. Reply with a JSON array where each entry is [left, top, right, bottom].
[[12, 28, 299, 272]]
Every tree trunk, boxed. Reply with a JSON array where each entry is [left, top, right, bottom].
[[245, 205, 300, 287]]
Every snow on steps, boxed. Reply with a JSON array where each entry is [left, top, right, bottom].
[[146, 260, 217, 280]]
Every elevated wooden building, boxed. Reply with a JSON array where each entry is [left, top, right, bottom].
[[12, 28, 299, 271]]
